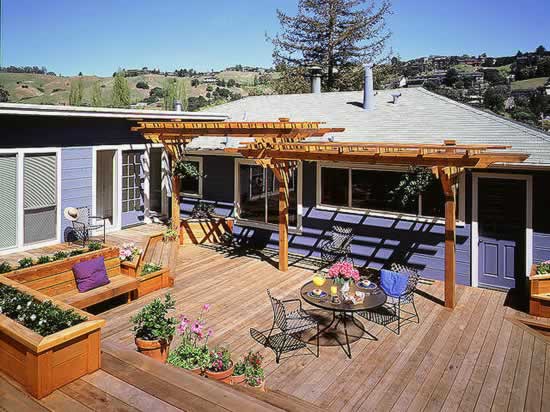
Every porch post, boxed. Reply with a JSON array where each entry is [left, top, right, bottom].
[[439, 168, 456, 308], [278, 167, 289, 272], [171, 175, 181, 231]]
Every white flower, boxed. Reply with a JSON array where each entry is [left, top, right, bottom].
[[16, 305, 21, 310], [30, 314, 36, 321], [26, 300, 32, 307]]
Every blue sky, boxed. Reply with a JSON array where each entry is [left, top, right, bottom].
[[1, 0, 548, 76]]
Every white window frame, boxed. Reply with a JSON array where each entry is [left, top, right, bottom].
[[234, 158, 303, 233], [316, 162, 465, 225], [179, 156, 203, 199], [0, 147, 62, 255]]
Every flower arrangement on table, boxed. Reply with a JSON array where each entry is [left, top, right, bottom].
[[167, 303, 214, 372], [327, 261, 360, 285], [537, 260, 550, 275], [119, 242, 142, 262]]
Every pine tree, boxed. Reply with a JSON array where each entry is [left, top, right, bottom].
[[91, 81, 103, 107], [163, 79, 188, 110], [270, 0, 392, 91], [68, 79, 83, 106], [112, 71, 130, 108]]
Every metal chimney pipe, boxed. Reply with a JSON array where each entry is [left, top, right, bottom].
[[363, 64, 374, 111], [310, 66, 322, 94], [174, 100, 183, 112]]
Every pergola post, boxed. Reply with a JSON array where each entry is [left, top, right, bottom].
[[171, 174, 181, 231], [278, 169, 289, 272], [439, 168, 457, 308]]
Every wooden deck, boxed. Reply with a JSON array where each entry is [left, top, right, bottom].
[[1, 225, 550, 411]]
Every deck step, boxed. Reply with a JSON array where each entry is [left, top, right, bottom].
[[532, 293, 550, 302], [101, 340, 323, 411]]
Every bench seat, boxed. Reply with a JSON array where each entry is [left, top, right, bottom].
[[57, 274, 140, 309]]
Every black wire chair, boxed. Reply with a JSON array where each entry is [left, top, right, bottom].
[[320, 225, 354, 267], [358, 263, 420, 335], [71, 207, 106, 246], [252, 290, 319, 363]]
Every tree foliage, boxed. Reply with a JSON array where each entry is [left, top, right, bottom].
[[0, 85, 9, 102], [91, 81, 103, 107], [163, 79, 188, 110], [112, 71, 130, 108], [483, 85, 510, 113], [68, 78, 83, 106], [270, 0, 392, 91]]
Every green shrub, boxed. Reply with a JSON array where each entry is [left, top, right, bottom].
[[141, 263, 162, 275], [136, 81, 149, 89], [52, 251, 69, 261], [18, 257, 34, 269], [69, 249, 85, 257], [0, 284, 86, 336], [131, 294, 177, 341], [0, 262, 12, 274], [36, 255, 51, 264], [87, 241, 103, 252]]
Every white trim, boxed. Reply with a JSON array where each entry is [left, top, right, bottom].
[[179, 156, 204, 198], [0, 147, 61, 254], [471, 172, 533, 288], [92, 146, 122, 233], [315, 162, 466, 225], [233, 158, 303, 232]]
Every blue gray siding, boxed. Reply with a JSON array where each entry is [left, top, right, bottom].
[[533, 173, 550, 263], [60, 147, 93, 240]]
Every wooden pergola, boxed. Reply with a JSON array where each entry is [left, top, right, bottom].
[[132, 119, 528, 308]]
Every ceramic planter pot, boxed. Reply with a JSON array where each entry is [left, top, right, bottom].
[[135, 337, 172, 363], [205, 363, 234, 381], [246, 379, 266, 392], [230, 374, 246, 385]]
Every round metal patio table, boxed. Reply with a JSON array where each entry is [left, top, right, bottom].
[[300, 280, 386, 359]]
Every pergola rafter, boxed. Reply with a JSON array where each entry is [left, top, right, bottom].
[[132, 119, 529, 309]]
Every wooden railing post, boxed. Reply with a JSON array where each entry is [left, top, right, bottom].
[[439, 167, 457, 309]]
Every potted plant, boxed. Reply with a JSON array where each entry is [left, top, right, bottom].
[[244, 351, 265, 391], [119, 242, 142, 262], [537, 261, 550, 275], [231, 359, 247, 384], [206, 346, 234, 381], [167, 304, 213, 374], [327, 261, 360, 295], [163, 228, 179, 242], [131, 294, 177, 363]]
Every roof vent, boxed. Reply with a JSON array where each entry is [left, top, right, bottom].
[[363, 64, 375, 111], [391, 93, 402, 104], [310, 66, 322, 94], [173, 100, 183, 112]]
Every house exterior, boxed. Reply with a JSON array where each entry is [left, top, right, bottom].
[[0, 103, 226, 254], [179, 87, 550, 292]]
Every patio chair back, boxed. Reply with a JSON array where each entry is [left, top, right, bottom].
[[330, 225, 353, 249], [267, 290, 288, 331], [390, 263, 420, 296], [76, 206, 92, 225]]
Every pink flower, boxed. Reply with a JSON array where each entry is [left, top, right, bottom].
[[327, 262, 360, 282], [191, 320, 203, 335], [202, 303, 210, 312], [207, 328, 214, 337]]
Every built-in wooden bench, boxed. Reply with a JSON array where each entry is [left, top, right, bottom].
[[5, 247, 138, 310], [529, 263, 550, 317], [120, 233, 173, 298]]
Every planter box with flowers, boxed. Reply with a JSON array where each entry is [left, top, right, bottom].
[[0, 276, 104, 399], [529, 261, 550, 317]]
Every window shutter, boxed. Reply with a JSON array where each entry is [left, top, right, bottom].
[[0, 155, 17, 249], [24, 154, 57, 244]]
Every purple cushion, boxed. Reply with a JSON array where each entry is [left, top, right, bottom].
[[72, 256, 110, 293]]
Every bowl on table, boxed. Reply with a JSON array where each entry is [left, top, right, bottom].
[[312, 275, 326, 287]]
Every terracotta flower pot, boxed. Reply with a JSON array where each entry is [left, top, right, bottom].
[[189, 366, 202, 375], [230, 374, 246, 385], [135, 337, 171, 363], [205, 363, 234, 381], [247, 379, 266, 392]]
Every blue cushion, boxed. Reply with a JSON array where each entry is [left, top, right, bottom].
[[380, 269, 409, 298]]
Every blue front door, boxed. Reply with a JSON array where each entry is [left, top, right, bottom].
[[478, 178, 526, 290]]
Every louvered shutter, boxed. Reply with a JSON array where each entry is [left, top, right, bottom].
[[0, 155, 17, 249]]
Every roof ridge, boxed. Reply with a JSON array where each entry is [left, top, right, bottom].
[[417, 87, 550, 145]]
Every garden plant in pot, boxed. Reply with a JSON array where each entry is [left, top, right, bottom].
[[167, 303, 213, 374], [244, 351, 265, 390], [206, 346, 234, 381], [131, 294, 177, 363]]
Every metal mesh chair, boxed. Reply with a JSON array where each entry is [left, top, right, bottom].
[[259, 290, 319, 363], [358, 263, 420, 335], [71, 207, 106, 246], [320, 225, 354, 266]]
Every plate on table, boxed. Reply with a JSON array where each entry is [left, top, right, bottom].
[[357, 280, 377, 290], [307, 289, 328, 299]]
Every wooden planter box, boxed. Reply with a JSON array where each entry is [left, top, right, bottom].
[[179, 217, 234, 245], [529, 263, 550, 318], [121, 262, 171, 299], [0, 277, 105, 399]]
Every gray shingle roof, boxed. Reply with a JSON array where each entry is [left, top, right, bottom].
[[188, 88, 550, 166]]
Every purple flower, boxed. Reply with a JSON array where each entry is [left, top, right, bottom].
[[202, 303, 211, 312], [207, 328, 214, 337], [191, 320, 203, 335]]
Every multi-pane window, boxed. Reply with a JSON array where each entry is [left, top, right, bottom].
[[320, 166, 449, 218], [180, 159, 202, 197], [238, 163, 298, 227], [122, 151, 142, 213]]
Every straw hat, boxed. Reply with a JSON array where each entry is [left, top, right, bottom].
[[64, 207, 80, 221]]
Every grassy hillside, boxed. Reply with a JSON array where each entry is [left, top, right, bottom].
[[511, 76, 549, 90], [0, 70, 276, 108]]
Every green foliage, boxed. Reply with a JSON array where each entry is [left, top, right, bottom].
[[234, 360, 246, 376], [136, 81, 149, 89], [112, 71, 130, 108], [52, 251, 69, 261], [91, 81, 103, 107], [141, 262, 162, 276], [163, 228, 178, 242], [389, 167, 437, 208], [243, 351, 265, 386], [272, 63, 310, 95], [168, 341, 210, 370], [69, 249, 85, 257], [208, 346, 232, 372], [0, 84, 10, 102], [191, 202, 215, 219], [0, 262, 12, 274], [173, 159, 201, 179], [87, 241, 103, 252], [68, 78, 83, 106], [36, 256, 51, 265], [187, 96, 208, 111], [131, 294, 177, 341], [163, 79, 188, 110], [537, 262, 550, 274], [0, 284, 86, 336], [191, 79, 199, 87], [483, 85, 510, 113], [149, 87, 164, 99], [18, 257, 34, 269]]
